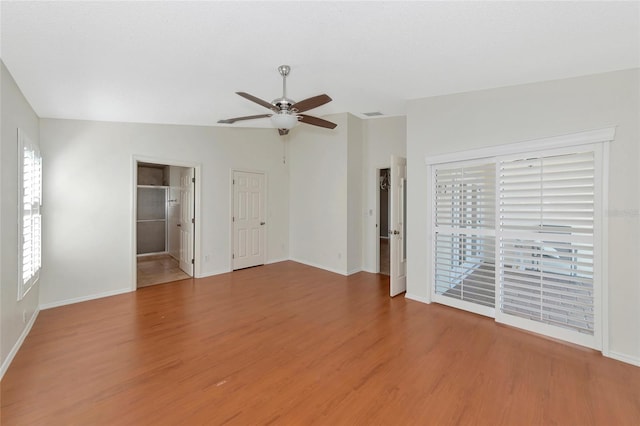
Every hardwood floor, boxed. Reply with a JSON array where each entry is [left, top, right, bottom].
[[2, 261, 639, 425], [137, 253, 190, 288]]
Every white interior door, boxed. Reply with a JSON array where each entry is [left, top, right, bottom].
[[390, 155, 407, 297], [178, 168, 194, 275], [167, 180, 180, 260], [233, 171, 266, 270]]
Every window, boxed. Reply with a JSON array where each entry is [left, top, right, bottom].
[[18, 129, 42, 300], [432, 161, 496, 316], [428, 129, 611, 350], [497, 148, 600, 348]]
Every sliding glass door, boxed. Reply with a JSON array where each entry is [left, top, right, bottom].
[[429, 141, 603, 349]]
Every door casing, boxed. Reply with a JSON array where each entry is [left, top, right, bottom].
[[178, 167, 195, 275], [131, 155, 202, 291]]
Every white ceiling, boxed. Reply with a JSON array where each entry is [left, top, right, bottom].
[[1, 1, 639, 128]]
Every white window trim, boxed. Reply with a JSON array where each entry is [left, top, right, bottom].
[[18, 128, 42, 301], [425, 127, 614, 352], [425, 127, 615, 165]]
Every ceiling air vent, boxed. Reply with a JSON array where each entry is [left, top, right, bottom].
[[363, 112, 383, 117]]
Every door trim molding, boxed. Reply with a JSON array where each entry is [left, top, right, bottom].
[[131, 156, 202, 291], [374, 165, 390, 274]]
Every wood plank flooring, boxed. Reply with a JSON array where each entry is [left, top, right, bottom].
[[2, 261, 639, 425]]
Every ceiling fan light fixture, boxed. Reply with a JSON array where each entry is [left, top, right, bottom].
[[270, 111, 299, 129]]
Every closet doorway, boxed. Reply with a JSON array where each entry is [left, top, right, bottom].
[[378, 168, 391, 275], [135, 161, 196, 288]]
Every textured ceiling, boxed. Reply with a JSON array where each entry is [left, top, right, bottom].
[[1, 1, 638, 128]]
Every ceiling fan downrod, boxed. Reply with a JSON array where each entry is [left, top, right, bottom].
[[275, 65, 294, 111], [278, 65, 290, 98]]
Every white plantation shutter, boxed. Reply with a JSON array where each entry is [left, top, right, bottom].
[[427, 130, 610, 350], [498, 152, 595, 235], [18, 129, 42, 300], [432, 161, 496, 316], [497, 147, 600, 348]]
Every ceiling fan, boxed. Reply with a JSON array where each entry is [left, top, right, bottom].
[[218, 65, 337, 136]]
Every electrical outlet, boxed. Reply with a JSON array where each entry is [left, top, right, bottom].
[[204, 254, 210, 262]]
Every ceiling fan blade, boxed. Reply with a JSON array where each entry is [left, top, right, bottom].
[[278, 129, 289, 136], [298, 114, 337, 129], [236, 92, 278, 111], [291, 94, 332, 113], [217, 114, 272, 124]]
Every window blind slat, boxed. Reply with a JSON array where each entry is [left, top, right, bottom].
[[433, 160, 496, 310], [498, 150, 595, 336]]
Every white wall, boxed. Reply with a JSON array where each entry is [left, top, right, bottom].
[[288, 113, 349, 274], [406, 68, 640, 363], [39, 119, 289, 306], [288, 112, 383, 276], [1, 61, 41, 375], [347, 114, 364, 274], [362, 116, 407, 272]]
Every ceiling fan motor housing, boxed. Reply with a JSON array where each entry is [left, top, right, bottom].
[[272, 97, 296, 111]]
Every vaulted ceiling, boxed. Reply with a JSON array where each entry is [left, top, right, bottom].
[[1, 1, 638, 128]]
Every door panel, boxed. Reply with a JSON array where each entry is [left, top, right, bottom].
[[179, 168, 194, 275], [233, 171, 266, 269], [390, 155, 407, 297]]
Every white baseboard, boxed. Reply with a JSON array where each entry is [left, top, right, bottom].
[[266, 258, 289, 265], [39, 288, 131, 310], [289, 258, 348, 276], [0, 308, 40, 380], [346, 267, 363, 276], [196, 268, 231, 278], [607, 351, 640, 367], [405, 293, 431, 304]]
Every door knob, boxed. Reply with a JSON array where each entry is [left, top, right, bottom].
[[392, 230, 400, 235], [260, 222, 266, 225]]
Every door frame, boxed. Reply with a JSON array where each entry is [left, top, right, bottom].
[[177, 167, 196, 276], [375, 165, 390, 274], [229, 168, 268, 271], [131, 155, 202, 291]]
